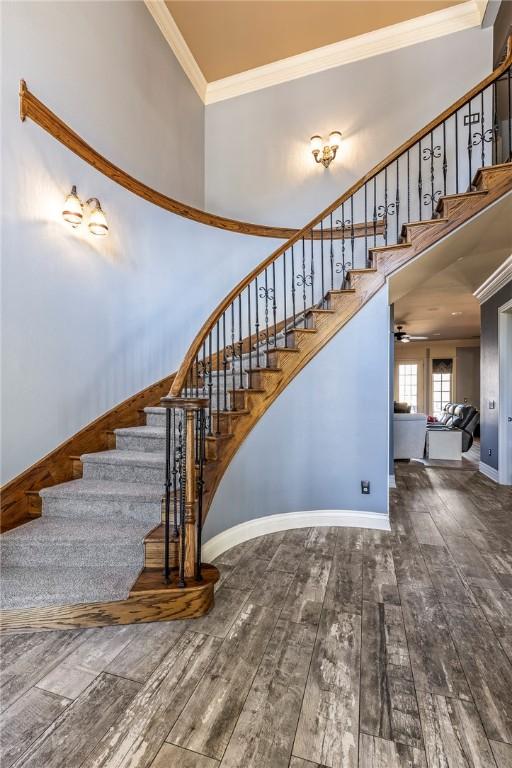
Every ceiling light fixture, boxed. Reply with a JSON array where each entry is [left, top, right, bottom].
[[310, 131, 342, 168], [62, 187, 109, 236], [451, 311, 462, 316]]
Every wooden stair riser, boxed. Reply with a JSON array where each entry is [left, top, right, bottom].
[[304, 309, 335, 331], [285, 327, 317, 347], [265, 347, 300, 369], [326, 289, 356, 309]]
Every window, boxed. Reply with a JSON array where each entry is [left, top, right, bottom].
[[398, 363, 418, 413], [432, 372, 452, 418]]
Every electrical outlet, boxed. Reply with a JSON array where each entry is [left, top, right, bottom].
[[488, 449, 492, 456], [361, 481, 370, 495]]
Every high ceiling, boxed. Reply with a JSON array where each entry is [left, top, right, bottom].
[[391, 192, 512, 341], [165, 0, 465, 81]]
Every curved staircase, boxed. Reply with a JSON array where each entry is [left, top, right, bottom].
[[1, 45, 512, 632]]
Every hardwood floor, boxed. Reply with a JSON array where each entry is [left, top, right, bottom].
[[1, 463, 511, 768]]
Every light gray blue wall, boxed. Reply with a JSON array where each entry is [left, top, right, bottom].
[[204, 285, 390, 541], [205, 26, 493, 226], [1, 1, 279, 483]]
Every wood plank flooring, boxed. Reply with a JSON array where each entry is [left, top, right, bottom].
[[1, 463, 511, 768]]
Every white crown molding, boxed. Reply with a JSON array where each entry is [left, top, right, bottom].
[[205, 0, 484, 104], [479, 461, 499, 482], [473, 255, 512, 303], [146, 0, 485, 105], [202, 509, 390, 562], [144, 0, 207, 102]]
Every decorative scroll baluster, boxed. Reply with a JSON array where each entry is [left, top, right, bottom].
[[291, 244, 297, 329], [373, 177, 377, 246], [310, 232, 315, 307], [262, 268, 270, 362], [283, 249, 287, 337], [480, 91, 485, 169], [215, 324, 220, 434], [207, 333, 213, 435], [178, 413, 186, 586], [301, 239, 307, 325], [467, 98, 473, 189], [455, 110, 459, 193], [395, 159, 400, 244], [418, 141, 423, 221], [272, 261, 277, 348], [442, 122, 447, 195]]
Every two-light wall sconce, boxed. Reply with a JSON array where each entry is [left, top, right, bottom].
[[310, 131, 342, 168], [62, 186, 108, 236]]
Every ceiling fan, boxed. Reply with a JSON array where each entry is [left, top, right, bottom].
[[394, 325, 429, 343]]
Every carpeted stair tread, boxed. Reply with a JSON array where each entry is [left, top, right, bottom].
[[0, 565, 142, 610], [115, 425, 165, 438], [81, 450, 164, 467], [40, 478, 163, 501], [0, 516, 154, 544]]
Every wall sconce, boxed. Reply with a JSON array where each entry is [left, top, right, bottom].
[[310, 131, 342, 168], [62, 186, 108, 236]]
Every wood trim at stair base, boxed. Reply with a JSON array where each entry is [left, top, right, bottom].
[[0, 564, 219, 634], [0, 372, 176, 533], [202, 511, 390, 562]]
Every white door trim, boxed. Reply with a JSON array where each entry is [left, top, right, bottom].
[[498, 298, 512, 485]]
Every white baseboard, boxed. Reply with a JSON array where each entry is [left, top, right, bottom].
[[202, 509, 390, 563], [479, 461, 499, 483], [389, 474, 397, 489]]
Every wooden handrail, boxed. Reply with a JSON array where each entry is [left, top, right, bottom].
[[19, 80, 379, 242], [170, 37, 512, 397]]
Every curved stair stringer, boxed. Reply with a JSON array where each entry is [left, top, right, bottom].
[[176, 161, 512, 537]]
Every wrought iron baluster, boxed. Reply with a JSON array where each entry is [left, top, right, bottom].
[[430, 131, 435, 217], [238, 294, 243, 386], [418, 141, 422, 221], [508, 67, 511, 160], [320, 220, 325, 307], [222, 312, 227, 411], [262, 268, 270, 363], [373, 176, 377, 246], [395, 159, 400, 244], [215, 323, 220, 434], [254, 277, 260, 369], [407, 150, 410, 224], [230, 303, 236, 409], [309, 232, 314, 307], [207, 332, 213, 435], [384, 166, 388, 244], [178, 411, 186, 588], [283, 250, 287, 339], [350, 198, 355, 267], [164, 406, 171, 583], [480, 91, 485, 169], [492, 80, 498, 165], [455, 110, 459, 193], [301, 239, 307, 325], [364, 183, 368, 267], [442, 121, 447, 196], [247, 285, 252, 391], [329, 213, 334, 289], [291, 244, 297, 329], [272, 261, 277, 349], [467, 98, 473, 189], [172, 408, 178, 538], [195, 408, 205, 580]]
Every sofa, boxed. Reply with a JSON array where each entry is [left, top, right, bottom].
[[393, 412, 427, 460], [428, 403, 480, 452]]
